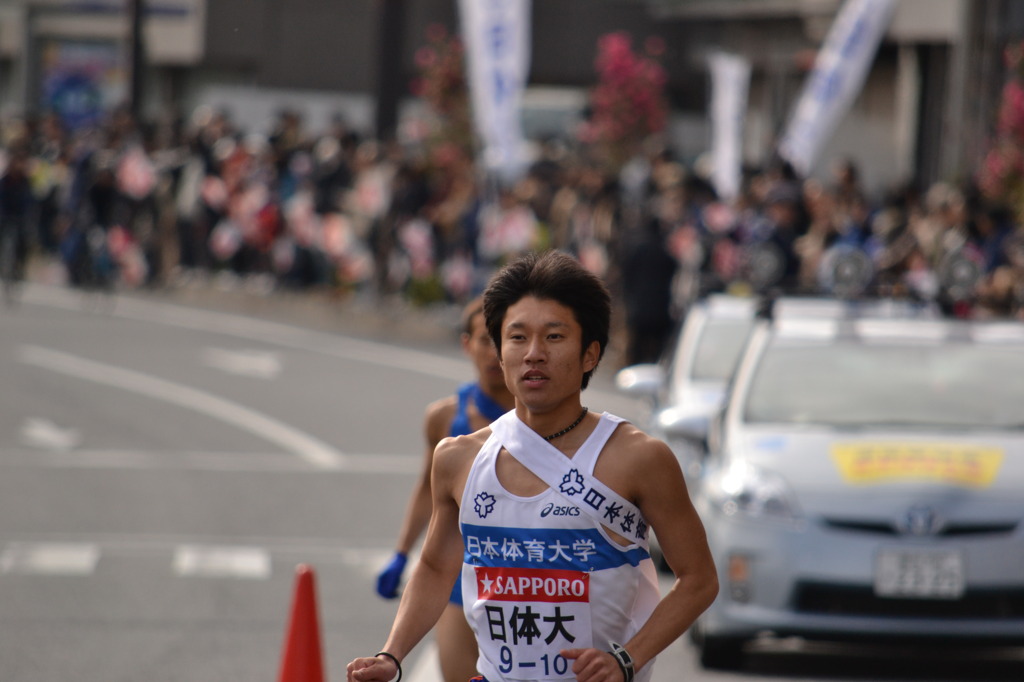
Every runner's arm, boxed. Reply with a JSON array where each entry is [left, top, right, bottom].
[[564, 431, 717, 681], [619, 436, 718, 673], [349, 435, 468, 681], [392, 399, 452, 555]]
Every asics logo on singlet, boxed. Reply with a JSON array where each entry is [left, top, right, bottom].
[[541, 502, 580, 518]]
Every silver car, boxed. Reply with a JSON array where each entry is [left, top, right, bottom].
[[690, 308, 1024, 669], [616, 294, 758, 480], [615, 295, 757, 572]]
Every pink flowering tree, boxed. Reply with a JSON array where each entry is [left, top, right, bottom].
[[410, 24, 474, 170], [403, 24, 476, 305], [579, 32, 669, 171], [978, 42, 1024, 220]]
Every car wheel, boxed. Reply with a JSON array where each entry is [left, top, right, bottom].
[[689, 623, 745, 670]]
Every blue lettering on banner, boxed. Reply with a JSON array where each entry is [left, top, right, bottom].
[[812, 70, 841, 103], [583, 488, 606, 510], [620, 511, 636, 535], [492, 72, 511, 105], [840, 16, 868, 59], [488, 22, 508, 56], [485, 4, 513, 109], [462, 523, 649, 570], [488, 18, 508, 106], [635, 518, 648, 541]]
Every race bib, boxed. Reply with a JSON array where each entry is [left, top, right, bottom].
[[474, 566, 592, 679]]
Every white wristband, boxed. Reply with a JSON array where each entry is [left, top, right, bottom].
[[609, 642, 635, 682]]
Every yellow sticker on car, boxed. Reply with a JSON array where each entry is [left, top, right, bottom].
[[831, 443, 1003, 487]]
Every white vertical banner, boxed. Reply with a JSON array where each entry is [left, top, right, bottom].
[[777, 0, 897, 176], [708, 52, 751, 202], [458, 0, 532, 182]]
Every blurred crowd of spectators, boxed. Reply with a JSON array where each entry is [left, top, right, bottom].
[[2, 104, 1024, 348]]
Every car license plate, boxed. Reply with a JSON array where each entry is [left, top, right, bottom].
[[874, 549, 964, 599]]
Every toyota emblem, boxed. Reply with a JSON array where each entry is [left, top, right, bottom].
[[897, 505, 944, 536]]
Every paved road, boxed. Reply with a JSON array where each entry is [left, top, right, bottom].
[[0, 281, 669, 682], [2, 280, 1021, 682]]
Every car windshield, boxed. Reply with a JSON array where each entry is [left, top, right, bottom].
[[743, 342, 1024, 429], [689, 319, 756, 382]]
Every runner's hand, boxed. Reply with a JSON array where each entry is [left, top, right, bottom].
[[375, 552, 407, 599], [347, 654, 398, 682], [561, 647, 626, 682]]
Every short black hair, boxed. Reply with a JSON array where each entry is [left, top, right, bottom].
[[483, 250, 610, 390]]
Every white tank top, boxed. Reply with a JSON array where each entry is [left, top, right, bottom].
[[459, 411, 661, 681]]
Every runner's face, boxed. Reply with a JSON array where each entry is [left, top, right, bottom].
[[464, 312, 506, 396], [498, 296, 599, 411]]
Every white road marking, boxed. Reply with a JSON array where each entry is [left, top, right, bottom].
[[0, 543, 99, 575], [22, 283, 470, 382], [18, 345, 346, 470], [202, 347, 282, 379], [0, 448, 419, 473], [20, 417, 82, 452], [0, 535, 392, 577], [173, 545, 271, 579], [21, 282, 630, 407]]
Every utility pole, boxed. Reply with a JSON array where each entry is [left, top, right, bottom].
[[374, 0, 407, 142], [128, 0, 146, 120]]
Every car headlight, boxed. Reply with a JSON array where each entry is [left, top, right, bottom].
[[705, 461, 801, 521]]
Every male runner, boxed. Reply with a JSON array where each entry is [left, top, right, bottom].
[[351, 250, 718, 682], [375, 297, 514, 682]]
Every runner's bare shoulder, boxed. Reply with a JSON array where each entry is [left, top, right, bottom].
[[434, 427, 490, 470], [599, 421, 682, 493], [608, 420, 673, 460]]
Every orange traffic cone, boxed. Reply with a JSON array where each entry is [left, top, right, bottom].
[[278, 564, 326, 682]]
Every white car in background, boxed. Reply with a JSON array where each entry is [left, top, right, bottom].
[[689, 306, 1024, 670], [615, 295, 758, 572], [616, 294, 758, 480]]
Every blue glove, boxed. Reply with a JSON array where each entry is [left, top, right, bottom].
[[376, 552, 408, 599]]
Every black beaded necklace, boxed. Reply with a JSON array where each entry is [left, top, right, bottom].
[[543, 407, 589, 441]]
